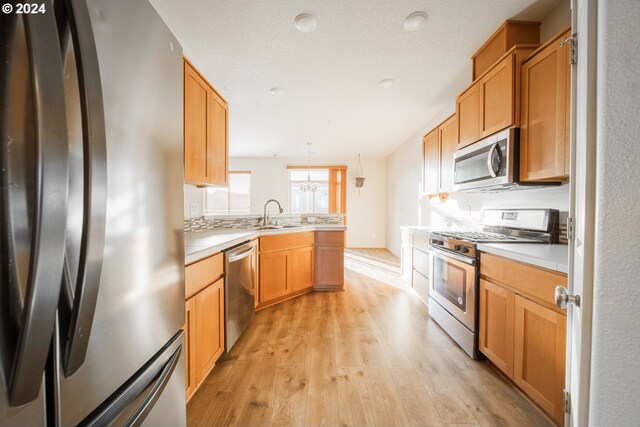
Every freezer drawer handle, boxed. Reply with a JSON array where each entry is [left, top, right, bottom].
[[3, 11, 70, 406], [78, 332, 183, 427], [61, 0, 108, 377]]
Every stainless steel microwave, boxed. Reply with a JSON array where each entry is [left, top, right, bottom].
[[453, 128, 534, 192]]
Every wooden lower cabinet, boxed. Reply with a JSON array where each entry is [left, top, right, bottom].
[[514, 295, 566, 425], [184, 277, 225, 402], [194, 278, 225, 384], [479, 253, 567, 426], [258, 232, 315, 307], [314, 231, 345, 291], [479, 279, 515, 377], [259, 251, 290, 302], [184, 298, 196, 401], [291, 246, 314, 292]]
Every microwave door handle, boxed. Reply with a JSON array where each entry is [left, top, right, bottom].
[[8, 12, 69, 406], [62, 0, 108, 376], [487, 143, 499, 178]]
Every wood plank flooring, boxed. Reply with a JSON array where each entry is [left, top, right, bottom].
[[187, 267, 554, 427]]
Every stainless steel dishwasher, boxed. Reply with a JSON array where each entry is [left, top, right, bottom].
[[224, 239, 257, 351]]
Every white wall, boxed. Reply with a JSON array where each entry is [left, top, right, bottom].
[[589, 0, 640, 424], [184, 156, 387, 248], [385, 3, 572, 257], [540, 0, 571, 41]]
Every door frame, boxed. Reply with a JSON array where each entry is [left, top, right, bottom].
[[566, 0, 597, 425]]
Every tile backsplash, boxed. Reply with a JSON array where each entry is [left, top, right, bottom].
[[184, 213, 345, 232]]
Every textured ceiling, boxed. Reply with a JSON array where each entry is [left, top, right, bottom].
[[149, 0, 562, 158]]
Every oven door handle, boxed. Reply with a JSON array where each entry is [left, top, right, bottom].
[[429, 246, 476, 266]]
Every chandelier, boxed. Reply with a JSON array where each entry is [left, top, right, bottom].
[[300, 142, 318, 193]]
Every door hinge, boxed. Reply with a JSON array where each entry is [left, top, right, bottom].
[[564, 389, 572, 414], [560, 33, 577, 65], [567, 217, 575, 241]]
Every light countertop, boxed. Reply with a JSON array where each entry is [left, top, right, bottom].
[[400, 226, 437, 236], [185, 224, 347, 264], [477, 243, 569, 274]]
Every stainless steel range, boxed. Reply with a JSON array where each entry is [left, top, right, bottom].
[[428, 208, 560, 359]]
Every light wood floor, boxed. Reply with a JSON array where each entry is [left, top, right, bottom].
[[187, 267, 554, 427]]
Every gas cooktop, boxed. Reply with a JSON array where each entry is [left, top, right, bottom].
[[430, 230, 524, 243]]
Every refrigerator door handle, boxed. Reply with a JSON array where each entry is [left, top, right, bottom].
[[7, 12, 70, 406], [78, 332, 183, 427], [62, 0, 108, 376]]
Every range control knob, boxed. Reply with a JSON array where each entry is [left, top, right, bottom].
[[454, 245, 461, 252], [461, 247, 470, 254]]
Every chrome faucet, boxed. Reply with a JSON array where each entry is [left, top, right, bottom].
[[263, 199, 284, 226]]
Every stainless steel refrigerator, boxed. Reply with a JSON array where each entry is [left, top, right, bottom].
[[0, 0, 186, 425]]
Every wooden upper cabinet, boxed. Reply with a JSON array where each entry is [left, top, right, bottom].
[[514, 294, 566, 426], [457, 46, 536, 148], [479, 279, 515, 378], [422, 128, 440, 196], [184, 58, 228, 187], [472, 20, 540, 79], [194, 278, 225, 385], [184, 62, 209, 183], [520, 30, 571, 182], [209, 91, 228, 186], [456, 83, 480, 149], [480, 53, 515, 137], [438, 115, 458, 193]]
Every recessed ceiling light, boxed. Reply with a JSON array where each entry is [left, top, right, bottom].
[[294, 13, 317, 33], [270, 87, 284, 96], [378, 78, 396, 88], [404, 11, 428, 32]]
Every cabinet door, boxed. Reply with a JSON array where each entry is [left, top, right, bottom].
[[456, 83, 480, 148], [209, 90, 228, 186], [291, 246, 314, 292], [479, 280, 515, 377], [194, 278, 225, 384], [422, 129, 439, 196], [480, 53, 515, 137], [184, 298, 197, 401], [400, 244, 413, 285], [514, 295, 566, 425], [520, 31, 570, 182], [314, 245, 344, 289], [184, 61, 210, 183], [438, 115, 458, 193], [259, 251, 290, 302]]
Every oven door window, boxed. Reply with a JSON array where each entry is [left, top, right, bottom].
[[432, 256, 467, 311]]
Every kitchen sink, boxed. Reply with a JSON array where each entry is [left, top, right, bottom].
[[248, 224, 304, 230]]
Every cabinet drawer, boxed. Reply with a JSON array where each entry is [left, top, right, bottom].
[[185, 252, 224, 299], [413, 248, 429, 278], [480, 252, 567, 306], [315, 231, 344, 246], [413, 233, 430, 251], [260, 231, 315, 252], [412, 270, 429, 304]]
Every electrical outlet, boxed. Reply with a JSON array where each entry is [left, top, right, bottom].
[[190, 203, 198, 216]]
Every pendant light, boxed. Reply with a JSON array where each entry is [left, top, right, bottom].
[[355, 154, 365, 194], [300, 142, 318, 193]]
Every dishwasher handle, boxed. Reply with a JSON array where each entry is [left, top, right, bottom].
[[226, 245, 255, 263]]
